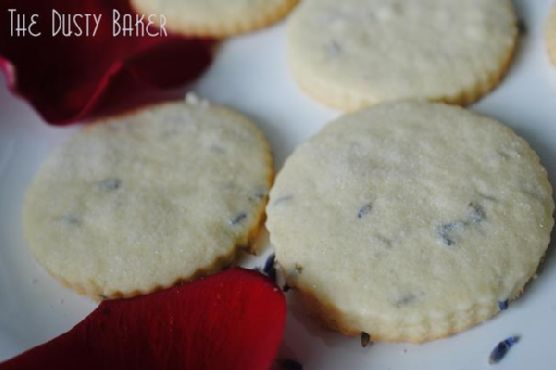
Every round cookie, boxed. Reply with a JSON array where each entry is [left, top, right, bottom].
[[547, 2, 556, 65], [23, 100, 274, 299], [131, 0, 299, 38], [287, 0, 518, 110], [266, 101, 554, 343]]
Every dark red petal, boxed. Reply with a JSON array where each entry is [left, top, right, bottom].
[[0, 269, 287, 370], [0, 0, 214, 125]]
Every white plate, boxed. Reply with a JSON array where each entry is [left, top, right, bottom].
[[2, 0, 556, 368]]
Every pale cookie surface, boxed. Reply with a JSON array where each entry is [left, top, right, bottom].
[[287, 0, 517, 110], [131, 0, 299, 37], [267, 101, 554, 343], [547, 2, 556, 65], [23, 101, 273, 299]]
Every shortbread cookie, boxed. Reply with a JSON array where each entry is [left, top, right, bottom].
[[267, 101, 554, 343], [131, 0, 299, 37], [23, 101, 273, 299], [547, 2, 556, 65], [287, 0, 518, 110]]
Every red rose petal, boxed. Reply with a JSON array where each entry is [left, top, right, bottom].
[[0, 269, 287, 370], [0, 0, 214, 125]]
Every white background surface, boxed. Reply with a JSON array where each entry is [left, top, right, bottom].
[[1, 0, 556, 369]]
